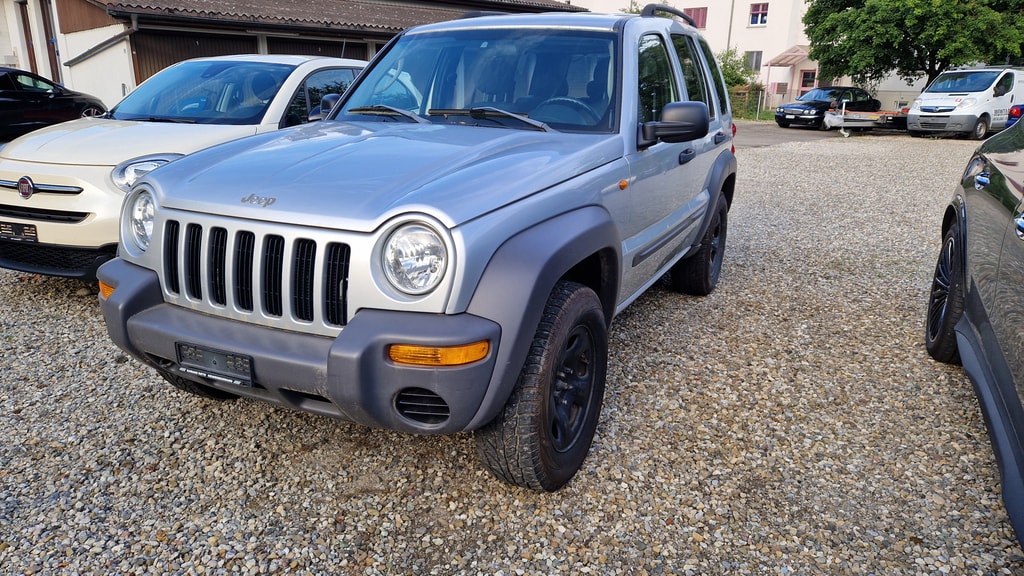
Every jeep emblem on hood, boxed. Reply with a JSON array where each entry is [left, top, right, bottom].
[[241, 193, 276, 208], [17, 176, 34, 200]]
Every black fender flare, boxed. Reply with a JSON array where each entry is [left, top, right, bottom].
[[463, 205, 620, 429], [687, 149, 736, 253]]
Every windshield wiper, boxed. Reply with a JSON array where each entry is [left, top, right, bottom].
[[137, 116, 197, 124], [428, 107, 550, 132], [348, 105, 429, 124]]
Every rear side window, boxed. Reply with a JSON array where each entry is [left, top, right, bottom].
[[672, 34, 713, 120], [696, 37, 729, 116], [637, 34, 678, 123]]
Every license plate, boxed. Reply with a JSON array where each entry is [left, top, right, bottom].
[[785, 114, 795, 119], [0, 221, 38, 242], [175, 342, 253, 386]]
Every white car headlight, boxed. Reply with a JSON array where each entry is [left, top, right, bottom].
[[126, 189, 156, 253], [910, 98, 922, 111], [956, 98, 977, 109], [112, 154, 184, 192], [382, 223, 448, 295]]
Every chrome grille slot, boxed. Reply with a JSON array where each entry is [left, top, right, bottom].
[[324, 243, 349, 326], [158, 217, 351, 333], [209, 227, 228, 306], [262, 235, 285, 317], [293, 239, 316, 322], [184, 224, 203, 299], [235, 231, 255, 312], [164, 220, 180, 294]]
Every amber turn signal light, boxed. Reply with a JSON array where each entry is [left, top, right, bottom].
[[388, 340, 489, 367], [98, 280, 115, 300]]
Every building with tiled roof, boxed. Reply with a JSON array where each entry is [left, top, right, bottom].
[[1, 0, 587, 106]]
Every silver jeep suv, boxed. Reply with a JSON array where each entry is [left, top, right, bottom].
[[98, 5, 737, 491]]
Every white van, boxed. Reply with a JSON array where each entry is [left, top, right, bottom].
[[907, 66, 1024, 139]]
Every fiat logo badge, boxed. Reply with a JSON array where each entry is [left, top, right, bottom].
[[17, 176, 35, 199]]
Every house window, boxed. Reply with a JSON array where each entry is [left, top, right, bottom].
[[801, 70, 816, 88], [744, 51, 762, 71], [750, 3, 768, 25], [683, 7, 708, 28]]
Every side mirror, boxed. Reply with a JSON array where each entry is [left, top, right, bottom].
[[640, 101, 710, 146], [309, 93, 342, 121]]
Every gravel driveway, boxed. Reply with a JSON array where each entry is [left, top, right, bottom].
[[2, 128, 1023, 575]]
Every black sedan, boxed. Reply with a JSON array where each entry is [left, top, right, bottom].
[[775, 86, 881, 129], [925, 123, 1024, 545], [0, 67, 106, 140]]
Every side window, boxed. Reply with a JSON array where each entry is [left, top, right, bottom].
[[697, 37, 729, 116], [672, 34, 714, 120], [637, 34, 678, 124], [995, 73, 1013, 97], [285, 68, 357, 127], [13, 73, 56, 93]]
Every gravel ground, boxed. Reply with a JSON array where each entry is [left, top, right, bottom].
[[2, 131, 1023, 575]]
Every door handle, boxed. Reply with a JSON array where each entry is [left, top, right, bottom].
[[714, 131, 727, 145], [678, 148, 696, 165]]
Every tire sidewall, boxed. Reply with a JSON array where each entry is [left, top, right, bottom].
[[533, 287, 607, 488]]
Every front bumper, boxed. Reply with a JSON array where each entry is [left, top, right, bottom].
[[907, 112, 980, 133], [0, 160, 122, 278], [98, 259, 503, 434], [775, 110, 823, 127]]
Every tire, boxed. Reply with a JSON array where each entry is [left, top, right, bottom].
[[970, 117, 989, 140], [80, 105, 104, 118], [475, 281, 607, 491], [924, 222, 964, 364], [908, 130, 925, 138], [670, 194, 728, 296], [157, 369, 240, 400]]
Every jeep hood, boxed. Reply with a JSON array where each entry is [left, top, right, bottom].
[[0, 118, 257, 165], [148, 121, 622, 230]]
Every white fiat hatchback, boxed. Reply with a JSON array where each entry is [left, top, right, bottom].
[[0, 54, 364, 280]]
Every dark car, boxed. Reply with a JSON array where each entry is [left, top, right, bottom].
[[925, 126, 1024, 545], [0, 67, 106, 140], [775, 86, 881, 129]]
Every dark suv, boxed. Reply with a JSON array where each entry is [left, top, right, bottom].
[[98, 5, 737, 491]]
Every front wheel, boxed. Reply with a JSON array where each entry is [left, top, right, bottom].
[[970, 117, 989, 140], [924, 222, 964, 364], [670, 194, 728, 295], [80, 105, 104, 118], [475, 281, 607, 491]]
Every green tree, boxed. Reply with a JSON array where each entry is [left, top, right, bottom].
[[717, 47, 760, 89], [804, 0, 1024, 86]]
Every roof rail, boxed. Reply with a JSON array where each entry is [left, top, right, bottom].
[[640, 4, 696, 28], [459, 11, 508, 19]]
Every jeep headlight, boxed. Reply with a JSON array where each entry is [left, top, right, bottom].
[[112, 154, 183, 192], [126, 189, 156, 253], [382, 223, 447, 295]]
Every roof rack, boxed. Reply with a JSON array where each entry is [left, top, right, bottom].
[[459, 11, 509, 19], [640, 4, 696, 28]]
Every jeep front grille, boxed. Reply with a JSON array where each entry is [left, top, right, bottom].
[[162, 219, 350, 330]]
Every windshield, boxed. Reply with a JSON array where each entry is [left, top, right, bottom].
[[797, 88, 843, 102], [925, 71, 1000, 93], [111, 60, 295, 124], [335, 28, 618, 133]]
